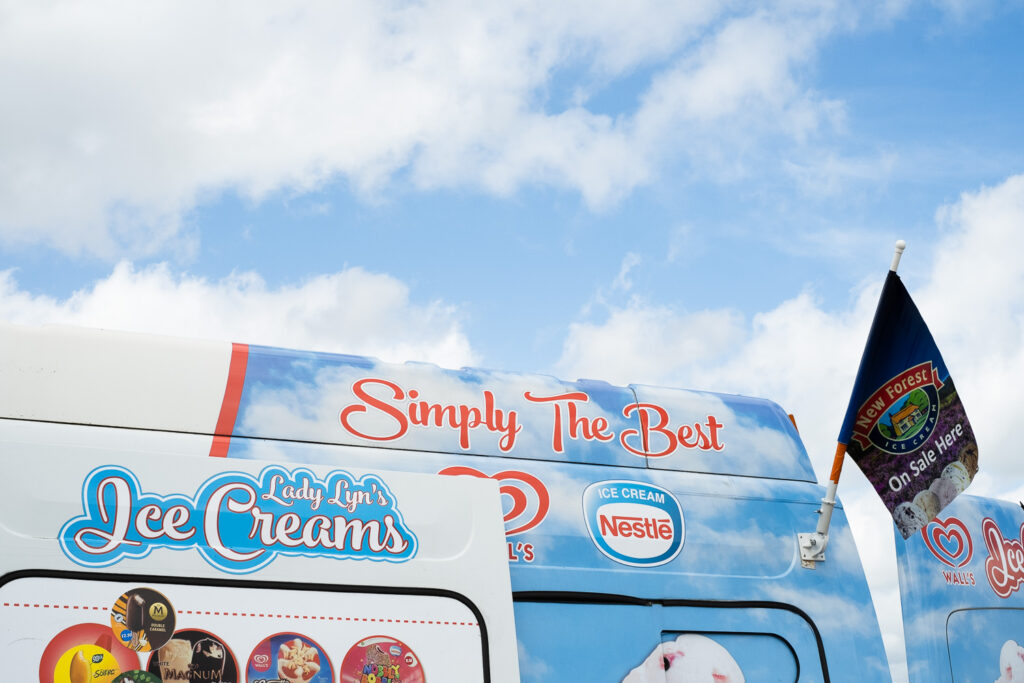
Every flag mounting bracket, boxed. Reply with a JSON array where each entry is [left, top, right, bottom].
[[799, 479, 840, 569], [798, 533, 826, 568]]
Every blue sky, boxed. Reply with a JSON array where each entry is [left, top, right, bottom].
[[4, 2, 1022, 373], [3, 2, 1024, 680]]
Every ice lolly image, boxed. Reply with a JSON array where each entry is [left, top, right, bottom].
[[69, 649, 91, 683], [622, 634, 745, 683], [126, 593, 147, 649]]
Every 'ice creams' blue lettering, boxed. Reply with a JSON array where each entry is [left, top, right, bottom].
[[59, 465, 417, 573]]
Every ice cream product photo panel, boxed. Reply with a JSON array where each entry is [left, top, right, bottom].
[[110, 588, 176, 653], [4, 575, 488, 683], [146, 628, 238, 682]]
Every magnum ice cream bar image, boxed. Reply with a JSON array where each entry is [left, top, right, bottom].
[[110, 588, 176, 652], [146, 629, 238, 682], [126, 594, 146, 649], [192, 637, 228, 680]]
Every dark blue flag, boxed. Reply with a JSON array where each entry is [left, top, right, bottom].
[[839, 271, 978, 538]]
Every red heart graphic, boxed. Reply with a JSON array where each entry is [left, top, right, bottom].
[[921, 517, 973, 568], [438, 466, 550, 536]]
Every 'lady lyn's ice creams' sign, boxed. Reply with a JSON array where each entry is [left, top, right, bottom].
[[60, 466, 417, 573]]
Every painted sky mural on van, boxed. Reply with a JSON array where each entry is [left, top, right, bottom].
[[215, 344, 890, 681]]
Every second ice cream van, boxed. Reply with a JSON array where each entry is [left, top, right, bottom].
[[1, 323, 894, 681], [896, 493, 1024, 682]]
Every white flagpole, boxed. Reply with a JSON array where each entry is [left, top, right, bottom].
[[890, 239, 906, 272], [799, 240, 906, 568]]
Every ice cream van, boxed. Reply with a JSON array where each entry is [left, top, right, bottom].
[[896, 494, 1024, 682], [1, 323, 892, 682]]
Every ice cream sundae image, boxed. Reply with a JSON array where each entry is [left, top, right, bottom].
[[622, 634, 745, 682], [995, 639, 1024, 683], [278, 637, 322, 682]]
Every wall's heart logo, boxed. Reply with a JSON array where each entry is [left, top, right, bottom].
[[922, 516, 973, 568], [438, 466, 550, 536]]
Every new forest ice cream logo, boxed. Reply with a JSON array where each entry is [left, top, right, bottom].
[[852, 361, 943, 455]]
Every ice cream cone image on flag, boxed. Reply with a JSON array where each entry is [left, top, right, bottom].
[[69, 649, 91, 683]]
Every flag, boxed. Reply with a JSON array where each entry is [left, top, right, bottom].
[[839, 270, 978, 539]]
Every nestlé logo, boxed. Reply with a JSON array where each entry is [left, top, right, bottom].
[[583, 480, 683, 567]]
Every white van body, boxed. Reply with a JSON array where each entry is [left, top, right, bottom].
[[1, 323, 892, 682]]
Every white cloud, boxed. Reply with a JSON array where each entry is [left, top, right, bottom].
[[557, 302, 745, 386], [612, 253, 642, 292], [0, 262, 476, 367], [553, 172, 1024, 682], [0, 0, 862, 257]]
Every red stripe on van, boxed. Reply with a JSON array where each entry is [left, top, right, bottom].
[[209, 343, 249, 457]]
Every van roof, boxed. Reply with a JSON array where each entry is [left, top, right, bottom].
[[1, 323, 816, 482]]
